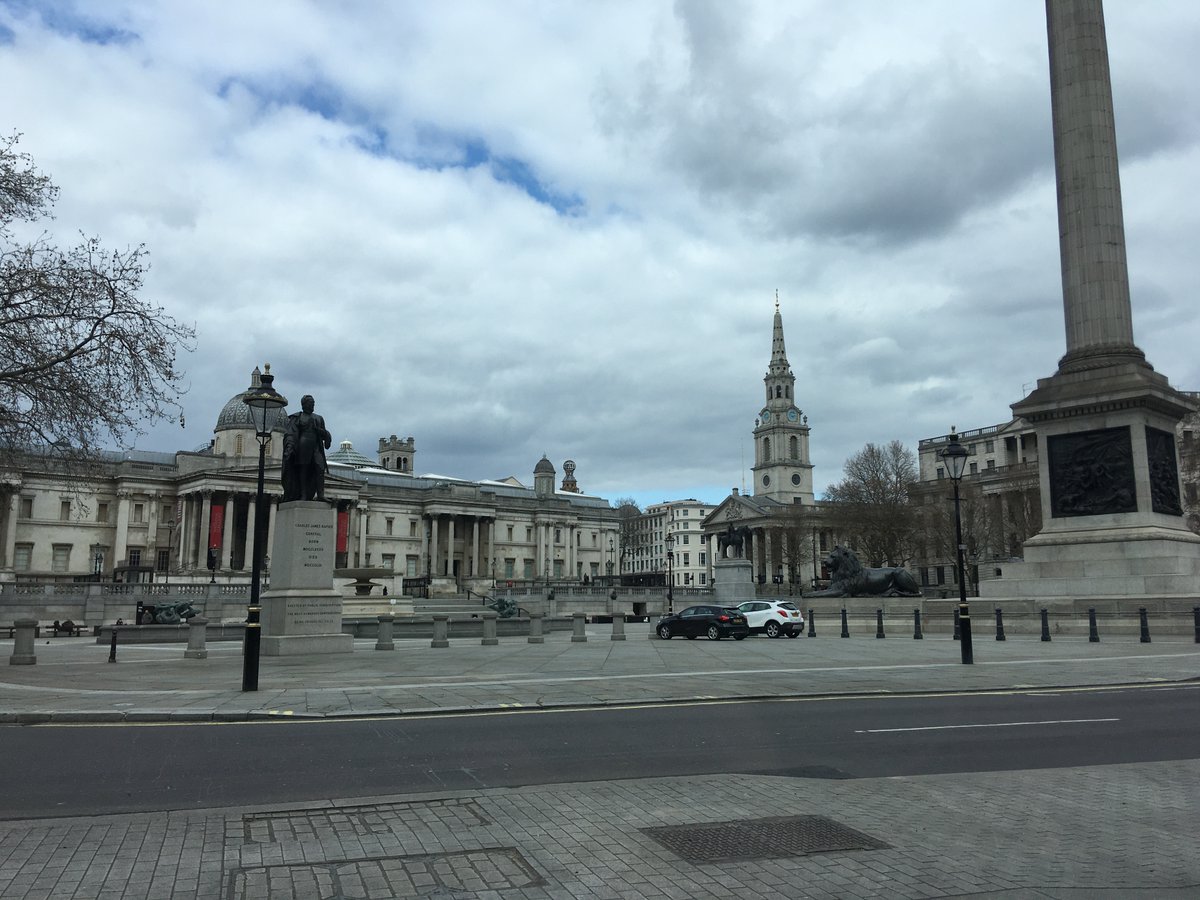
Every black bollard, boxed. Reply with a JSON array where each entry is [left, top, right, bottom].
[[1088, 607, 1100, 643], [1040, 608, 1051, 642], [108, 627, 117, 663], [876, 609, 885, 639], [840, 608, 850, 638], [953, 607, 961, 641], [1139, 607, 1151, 644], [913, 609, 923, 640], [994, 608, 1006, 641], [1194, 607, 1200, 644], [807, 610, 815, 638]]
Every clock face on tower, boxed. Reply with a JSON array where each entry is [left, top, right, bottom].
[[787, 408, 798, 422], [761, 410, 770, 423]]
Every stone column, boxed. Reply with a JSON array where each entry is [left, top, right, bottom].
[[244, 494, 257, 573], [765, 529, 774, 586], [482, 610, 498, 646], [528, 610, 544, 644], [221, 495, 234, 571], [113, 491, 132, 568], [375, 614, 395, 651], [422, 516, 431, 576], [571, 611, 587, 643], [431, 613, 449, 648], [1046, 0, 1138, 372], [2, 490, 18, 569], [198, 490, 213, 568], [430, 516, 440, 576], [471, 518, 480, 578], [357, 504, 369, 567], [9, 619, 37, 665], [176, 493, 190, 570]]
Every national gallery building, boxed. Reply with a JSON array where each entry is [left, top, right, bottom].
[[0, 372, 622, 596]]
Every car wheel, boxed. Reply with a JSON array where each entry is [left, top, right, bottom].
[[787, 630, 800, 638], [707, 625, 721, 641], [765, 621, 781, 638], [733, 634, 747, 640], [657, 624, 671, 640]]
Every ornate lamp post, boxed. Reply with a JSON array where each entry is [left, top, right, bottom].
[[607, 538, 615, 584], [241, 364, 287, 692], [93, 550, 104, 583], [666, 532, 675, 614], [940, 428, 973, 665], [165, 519, 175, 585]]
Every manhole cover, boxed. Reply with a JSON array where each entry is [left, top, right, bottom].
[[227, 848, 545, 899], [642, 815, 889, 862]]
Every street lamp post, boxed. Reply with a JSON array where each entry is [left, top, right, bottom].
[[607, 538, 614, 584], [241, 364, 287, 692], [940, 428, 973, 665], [93, 551, 103, 583], [666, 532, 675, 614], [165, 519, 176, 585]]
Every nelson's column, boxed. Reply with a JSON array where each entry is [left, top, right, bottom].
[[981, 0, 1200, 602]]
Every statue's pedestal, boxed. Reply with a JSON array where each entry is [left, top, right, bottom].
[[713, 558, 756, 605], [262, 501, 353, 656]]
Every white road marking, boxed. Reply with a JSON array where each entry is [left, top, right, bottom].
[[855, 717, 1119, 734]]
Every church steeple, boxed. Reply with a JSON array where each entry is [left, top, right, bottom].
[[751, 294, 813, 504]]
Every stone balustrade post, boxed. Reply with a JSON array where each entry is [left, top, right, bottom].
[[375, 614, 395, 651], [571, 611, 587, 643], [9, 619, 37, 665], [431, 614, 449, 648], [482, 611, 498, 646], [528, 611, 544, 644], [184, 616, 209, 659], [610, 607, 626, 641]]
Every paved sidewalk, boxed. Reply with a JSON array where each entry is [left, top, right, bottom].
[[2, 627, 1198, 899], [1, 624, 1198, 722]]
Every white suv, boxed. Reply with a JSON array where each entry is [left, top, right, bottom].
[[737, 600, 805, 638]]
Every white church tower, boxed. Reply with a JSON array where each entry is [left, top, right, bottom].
[[751, 295, 814, 504]]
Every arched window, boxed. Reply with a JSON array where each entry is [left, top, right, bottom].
[[776, 386, 783, 399], [762, 437, 771, 462], [789, 436, 798, 459], [235, 433, 244, 456], [786, 385, 791, 399]]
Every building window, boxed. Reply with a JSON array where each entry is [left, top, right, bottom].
[[162, 504, 172, 521], [504, 558, 515, 578], [507, 526, 514, 541], [156, 549, 170, 572], [699, 573, 706, 585], [235, 433, 244, 455], [683, 553, 690, 565], [132, 503, 144, 524], [935, 566, 945, 585], [382, 553, 395, 570], [525, 527, 532, 542], [97, 502, 108, 523], [553, 560, 563, 578], [386, 518, 394, 536], [699, 552, 706, 565], [969, 462, 978, 475], [986, 459, 995, 469], [985, 440, 995, 452], [128, 548, 141, 567], [406, 556, 418, 577], [409, 520, 417, 537], [762, 437, 771, 461], [523, 559, 534, 579], [19, 497, 33, 519], [14, 544, 32, 571], [60, 500, 71, 521], [51, 545, 71, 573], [789, 436, 798, 459], [554, 529, 561, 543]]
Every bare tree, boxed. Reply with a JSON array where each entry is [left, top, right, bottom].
[[824, 440, 918, 566], [0, 134, 194, 470]]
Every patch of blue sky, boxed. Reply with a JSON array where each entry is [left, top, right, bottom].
[[0, 0, 137, 45]]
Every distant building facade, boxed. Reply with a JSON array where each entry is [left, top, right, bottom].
[[0, 370, 621, 596]]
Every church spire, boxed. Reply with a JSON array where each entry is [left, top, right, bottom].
[[766, 290, 792, 382]]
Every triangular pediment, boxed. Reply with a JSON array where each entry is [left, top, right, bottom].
[[702, 493, 770, 530]]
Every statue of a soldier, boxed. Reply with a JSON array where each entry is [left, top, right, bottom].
[[282, 394, 332, 501]]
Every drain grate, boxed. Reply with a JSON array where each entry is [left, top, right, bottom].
[[240, 798, 490, 844], [227, 848, 545, 899], [642, 815, 890, 862]]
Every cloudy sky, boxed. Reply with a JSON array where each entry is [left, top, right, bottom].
[[3, 0, 1198, 508]]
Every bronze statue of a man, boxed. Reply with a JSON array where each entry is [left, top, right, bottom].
[[282, 394, 332, 501]]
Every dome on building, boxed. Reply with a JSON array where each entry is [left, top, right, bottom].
[[534, 455, 555, 475], [214, 369, 289, 434], [327, 440, 377, 469]]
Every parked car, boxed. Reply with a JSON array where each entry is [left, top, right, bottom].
[[656, 605, 750, 641], [737, 600, 805, 638]]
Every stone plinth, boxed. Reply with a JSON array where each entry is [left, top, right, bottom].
[[713, 558, 756, 606], [261, 501, 352, 656]]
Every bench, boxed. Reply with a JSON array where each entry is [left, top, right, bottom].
[[48, 621, 88, 637]]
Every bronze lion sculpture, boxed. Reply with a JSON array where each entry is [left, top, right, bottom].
[[807, 545, 922, 598]]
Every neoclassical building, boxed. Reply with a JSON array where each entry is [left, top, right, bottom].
[[0, 369, 621, 596]]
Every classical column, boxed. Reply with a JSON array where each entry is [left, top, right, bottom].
[[221, 494, 234, 571], [2, 490, 18, 568], [471, 518, 480, 578], [198, 489, 214, 566], [487, 518, 496, 581], [447, 516, 456, 578], [244, 494, 257, 572], [358, 504, 369, 567], [430, 516, 440, 577], [113, 491, 132, 567], [764, 529, 774, 584], [1046, 0, 1139, 372], [422, 516, 431, 576]]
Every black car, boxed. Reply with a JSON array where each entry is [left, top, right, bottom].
[[655, 605, 750, 641]]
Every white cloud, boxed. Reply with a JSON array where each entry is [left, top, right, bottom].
[[2, 0, 1198, 504]]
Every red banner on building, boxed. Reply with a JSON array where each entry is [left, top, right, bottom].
[[336, 508, 350, 554], [209, 502, 224, 550]]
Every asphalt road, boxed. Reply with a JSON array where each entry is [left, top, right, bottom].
[[3, 683, 1197, 819]]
